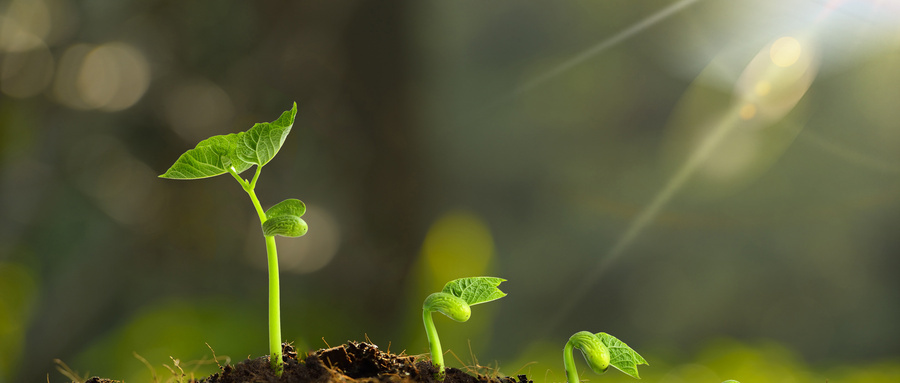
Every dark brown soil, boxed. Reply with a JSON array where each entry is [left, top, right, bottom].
[[81, 342, 532, 383]]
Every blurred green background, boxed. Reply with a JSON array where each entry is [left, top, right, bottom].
[[2, 0, 899, 382]]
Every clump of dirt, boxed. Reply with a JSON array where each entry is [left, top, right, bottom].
[[81, 342, 532, 383]]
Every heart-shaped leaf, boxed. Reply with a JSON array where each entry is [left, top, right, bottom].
[[441, 277, 507, 306], [236, 102, 297, 167], [159, 133, 251, 179], [160, 102, 297, 180], [596, 332, 648, 379]]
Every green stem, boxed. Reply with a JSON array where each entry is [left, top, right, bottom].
[[564, 340, 579, 383], [264, 234, 282, 375], [422, 309, 444, 373], [564, 331, 610, 383], [229, 166, 283, 376]]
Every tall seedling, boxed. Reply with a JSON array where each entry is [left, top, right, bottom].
[[160, 103, 305, 375]]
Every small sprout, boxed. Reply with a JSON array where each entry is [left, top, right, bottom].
[[564, 331, 647, 383], [160, 103, 301, 376], [422, 277, 507, 375]]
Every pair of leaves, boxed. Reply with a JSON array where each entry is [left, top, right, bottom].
[[159, 103, 297, 179], [441, 277, 507, 306], [262, 199, 307, 238], [573, 331, 648, 379]]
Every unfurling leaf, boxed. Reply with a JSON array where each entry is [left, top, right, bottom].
[[596, 332, 648, 379], [262, 215, 308, 238], [441, 277, 507, 306]]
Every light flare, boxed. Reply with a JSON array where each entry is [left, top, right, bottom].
[[547, 35, 820, 331], [739, 103, 757, 120], [769, 36, 802, 67], [735, 35, 818, 123]]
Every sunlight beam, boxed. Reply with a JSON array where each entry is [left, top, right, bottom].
[[509, 0, 701, 98], [547, 107, 744, 331]]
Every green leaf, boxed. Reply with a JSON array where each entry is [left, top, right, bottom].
[[262, 215, 308, 237], [159, 133, 252, 179], [236, 102, 297, 167], [265, 199, 306, 219], [596, 332, 648, 379], [441, 277, 507, 306]]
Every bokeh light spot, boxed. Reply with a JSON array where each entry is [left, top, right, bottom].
[[0, 0, 51, 53], [52, 43, 92, 109], [739, 103, 757, 120], [770, 36, 802, 67], [76, 43, 150, 111], [422, 210, 494, 286], [272, 204, 342, 274]]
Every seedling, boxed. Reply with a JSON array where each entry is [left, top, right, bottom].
[[160, 102, 304, 376], [422, 277, 507, 374], [564, 331, 648, 382]]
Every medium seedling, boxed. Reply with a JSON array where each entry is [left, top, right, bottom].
[[564, 331, 647, 382], [160, 102, 304, 376], [422, 276, 507, 375]]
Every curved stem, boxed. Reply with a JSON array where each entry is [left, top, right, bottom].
[[564, 331, 610, 383], [423, 309, 444, 374], [564, 339, 579, 383]]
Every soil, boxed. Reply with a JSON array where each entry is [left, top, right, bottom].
[[81, 342, 533, 383]]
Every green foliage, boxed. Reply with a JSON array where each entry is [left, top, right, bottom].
[[565, 331, 647, 383], [160, 103, 297, 180], [440, 276, 507, 306], [160, 133, 252, 179], [597, 332, 648, 378], [159, 102, 301, 376], [423, 277, 507, 375], [235, 106, 297, 167]]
